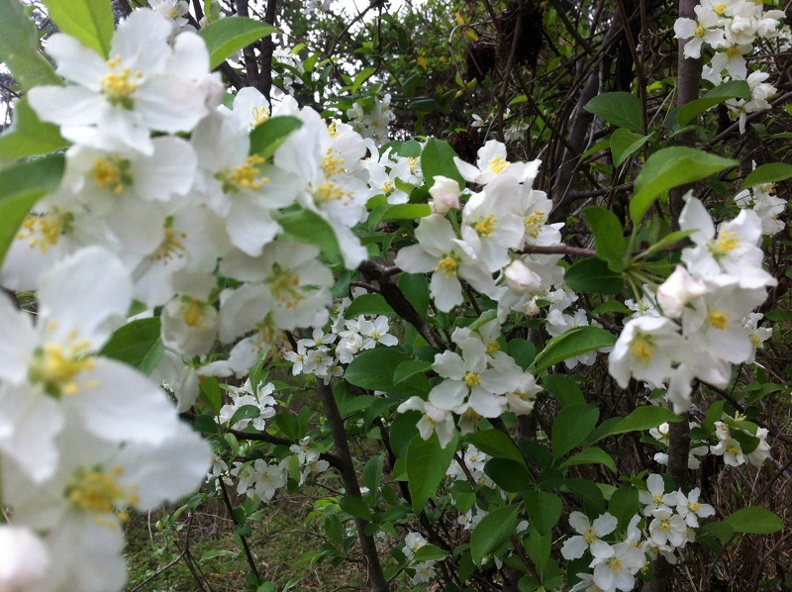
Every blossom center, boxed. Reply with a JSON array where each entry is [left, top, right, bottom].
[[474, 214, 497, 238], [725, 46, 741, 59], [322, 150, 346, 177], [631, 335, 654, 364], [713, 3, 726, 16], [688, 501, 700, 512], [707, 311, 730, 329], [524, 210, 547, 239], [659, 519, 671, 531], [713, 229, 739, 255], [488, 156, 509, 174], [269, 267, 304, 309], [102, 57, 141, 108], [606, 557, 624, 573], [152, 227, 188, 262], [464, 371, 481, 386], [695, 25, 706, 37], [251, 105, 270, 127], [435, 254, 460, 278], [381, 180, 395, 194], [313, 181, 349, 204], [182, 298, 205, 328], [90, 156, 132, 194], [17, 210, 73, 253], [29, 339, 95, 397], [67, 465, 139, 523], [218, 155, 269, 193], [583, 528, 598, 544]]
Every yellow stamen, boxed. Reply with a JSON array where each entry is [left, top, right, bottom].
[[217, 154, 269, 193], [474, 213, 497, 238], [322, 150, 346, 177], [524, 210, 547, 239], [89, 156, 132, 194], [488, 156, 508, 174], [435, 255, 459, 278], [269, 267, 303, 309], [464, 371, 481, 387], [101, 57, 140, 108], [707, 311, 729, 329]]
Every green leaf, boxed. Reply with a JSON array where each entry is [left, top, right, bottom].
[[198, 17, 279, 70], [610, 129, 651, 167], [393, 359, 433, 384], [561, 448, 617, 473], [343, 293, 395, 318], [542, 374, 585, 407], [0, 0, 63, 90], [378, 204, 431, 221], [42, 0, 115, 58], [724, 507, 783, 534], [600, 406, 684, 438], [466, 429, 525, 465], [345, 348, 430, 397], [533, 326, 616, 374], [581, 206, 625, 271], [523, 490, 562, 535], [507, 338, 536, 370], [0, 154, 65, 266], [484, 458, 533, 492], [204, 0, 221, 22], [229, 404, 261, 426], [564, 257, 624, 295], [412, 544, 449, 563], [608, 487, 640, 531], [583, 92, 643, 133], [249, 116, 302, 159], [276, 209, 341, 265], [470, 505, 520, 565], [339, 495, 372, 521], [350, 66, 377, 93], [0, 98, 67, 159], [700, 521, 734, 544], [398, 273, 430, 316], [100, 317, 164, 375], [407, 431, 458, 513], [421, 138, 465, 189], [199, 377, 222, 413], [389, 412, 420, 458], [552, 404, 600, 458], [638, 229, 696, 258], [742, 162, 792, 190], [630, 147, 737, 224], [563, 477, 607, 515], [676, 80, 751, 127], [362, 455, 385, 491]]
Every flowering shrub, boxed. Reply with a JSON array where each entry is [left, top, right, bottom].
[[0, 0, 789, 591]]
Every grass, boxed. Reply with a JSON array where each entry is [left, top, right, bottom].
[[124, 488, 366, 592]]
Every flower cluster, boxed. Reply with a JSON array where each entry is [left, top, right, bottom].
[[346, 93, 395, 142], [401, 531, 438, 585], [397, 139, 563, 314], [282, 292, 400, 381], [674, 1, 790, 131], [609, 195, 775, 414], [0, 247, 211, 591], [711, 412, 771, 466], [565, 474, 715, 592], [398, 320, 542, 447], [734, 172, 787, 236]]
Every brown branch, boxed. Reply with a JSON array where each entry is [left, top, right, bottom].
[[317, 380, 389, 591]]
